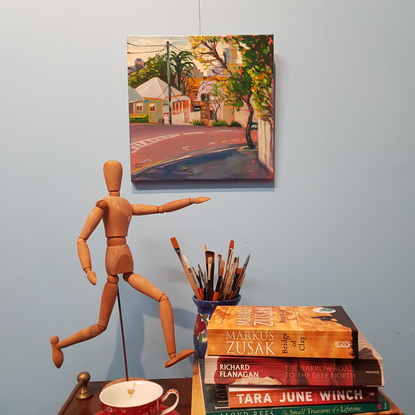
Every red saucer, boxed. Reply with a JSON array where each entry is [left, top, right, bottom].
[[95, 404, 180, 415]]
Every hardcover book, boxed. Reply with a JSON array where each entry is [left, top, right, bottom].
[[204, 332, 384, 386], [227, 385, 379, 409], [207, 305, 359, 359], [192, 360, 398, 415]]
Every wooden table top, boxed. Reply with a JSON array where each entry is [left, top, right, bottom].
[[60, 377, 192, 415]]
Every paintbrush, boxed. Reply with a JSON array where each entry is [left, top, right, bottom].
[[225, 256, 239, 299], [234, 254, 250, 296], [184, 254, 204, 300], [205, 250, 215, 300], [170, 237, 202, 300], [221, 240, 235, 299], [227, 266, 242, 300], [197, 264, 206, 298], [192, 266, 203, 289], [212, 254, 223, 301]]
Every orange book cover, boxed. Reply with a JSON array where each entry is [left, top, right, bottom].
[[207, 306, 359, 359]]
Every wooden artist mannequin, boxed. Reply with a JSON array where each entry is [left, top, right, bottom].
[[50, 160, 210, 369]]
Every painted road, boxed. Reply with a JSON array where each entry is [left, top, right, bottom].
[[129, 124, 257, 174]]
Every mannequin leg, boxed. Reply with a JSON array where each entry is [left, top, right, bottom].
[[123, 272, 194, 367], [50, 275, 119, 368]]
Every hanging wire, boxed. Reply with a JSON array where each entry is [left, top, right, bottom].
[[198, 0, 202, 35]]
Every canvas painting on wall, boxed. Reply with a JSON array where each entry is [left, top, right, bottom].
[[127, 35, 274, 181]]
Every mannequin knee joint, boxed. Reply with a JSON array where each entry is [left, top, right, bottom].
[[98, 325, 107, 333], [159, 293, 169, 303], [107, 275, 119, 284]]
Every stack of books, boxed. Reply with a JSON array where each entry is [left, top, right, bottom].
[[192, 305, 403, 415]]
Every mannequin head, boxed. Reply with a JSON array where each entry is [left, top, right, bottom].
[[103, 160, 122, 196]]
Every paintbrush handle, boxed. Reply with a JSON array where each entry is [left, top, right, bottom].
[[170, 237, 202, 300], [189, 265, 204, 300], [182, 263, 202, 299]]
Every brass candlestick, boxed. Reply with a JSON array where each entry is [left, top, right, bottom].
[[57, 372, 92, 415], [76, 371, 93, 400]]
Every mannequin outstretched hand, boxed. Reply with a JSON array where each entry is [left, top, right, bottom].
[[193, 197, 210, 204]]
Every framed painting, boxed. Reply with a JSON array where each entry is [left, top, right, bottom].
[[127, 35, 274, 181]]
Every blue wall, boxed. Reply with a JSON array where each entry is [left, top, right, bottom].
[[1, 1, 414, 413]]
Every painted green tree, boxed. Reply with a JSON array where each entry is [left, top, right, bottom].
[[227, 35, 274, 122], [190, 35, 258, 145], [168, 50, 197, 94], [129, 49, 197, 97], [223, 66, 255, 148], [190, 35, 274, 149], [189, 36, 229, 73], [209, 83, 226, 122], [128, 54, 168, 89]]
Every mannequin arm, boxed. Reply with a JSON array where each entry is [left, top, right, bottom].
[[132, 197, 210, 215], [77, 201, 107, 285]]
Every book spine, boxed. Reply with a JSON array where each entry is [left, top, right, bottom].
[[204, 355, 384, 386], [207, 329, 356, 359], [228, 386, 378, 409], [206, 400, 390, 415]]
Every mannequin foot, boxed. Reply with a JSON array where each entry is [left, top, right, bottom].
[[165, 349, 194, 368], [50, 336, 64, 368]]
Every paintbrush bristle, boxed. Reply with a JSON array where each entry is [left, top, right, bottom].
[[170, 237, 179, 249]]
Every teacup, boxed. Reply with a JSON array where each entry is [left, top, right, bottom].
[[99, 379, 179, 415]]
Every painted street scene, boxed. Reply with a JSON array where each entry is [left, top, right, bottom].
[[127, 35, 274, 181]]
